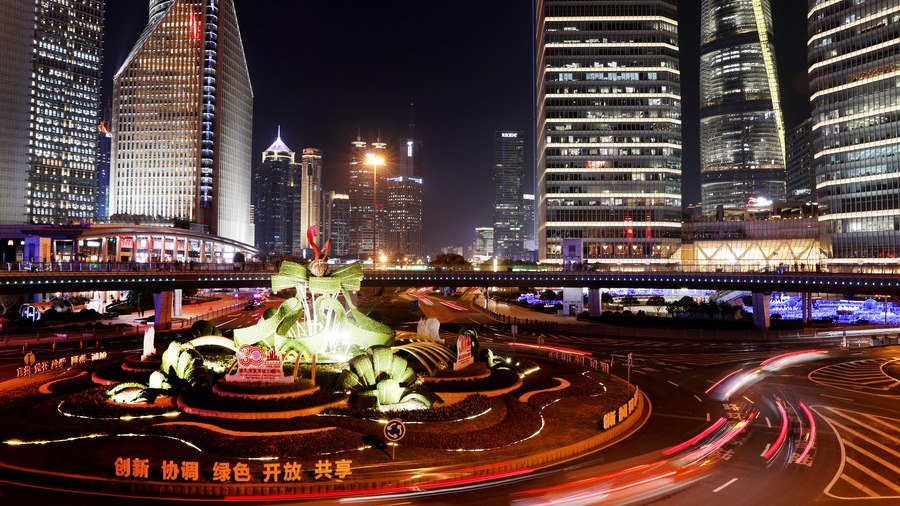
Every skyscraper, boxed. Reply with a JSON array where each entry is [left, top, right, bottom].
[[323, 191, 350, 259], [387, 132, 424, 259], [109, 0, 253, 245], [348, 135, 386, 259], [0, 0, 104, 224], [699, 0, 786, 214], [493, 130, 525, 260], [252, 131, 295, 255], [808, 1, 900, 264], [536, 0, 682, 265], [96, 120, 112, 218], [785, 119, 814, 202], [297, 148, 323, 254]]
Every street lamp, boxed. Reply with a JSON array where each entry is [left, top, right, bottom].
[[365, 152, 384, 262]]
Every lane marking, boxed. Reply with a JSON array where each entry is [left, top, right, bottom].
[[706, 412, 710, 422], [742, 395, 754, 404], [667, 380, 680, 387], [693, 394, 703, 403], [760, 443, 771, 457], [765, 417, 772, 428], [713, 478, 738, 492]]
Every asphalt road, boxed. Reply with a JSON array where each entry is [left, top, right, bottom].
[[1, 294, 898, 505]]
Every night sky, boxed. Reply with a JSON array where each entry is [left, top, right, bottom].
[[102, 1, 810, 255]]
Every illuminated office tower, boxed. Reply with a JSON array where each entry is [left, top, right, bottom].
[[110, 0, 254, 245], [323, 191, 350, 258], [699, 0, 786, 214], [297, 148, 323, 254], [348, 135, 386, 259], [785, 119, 814, 202], [472, 226, 494, 260], [252, 131, 296, 255], [493, 130, 525, 260], [809, 1, 900, 264], [536, 0, 682, 265], [386, 134, 424, 259], [96, 120, 112, 218], [0, 0, 104, 224]]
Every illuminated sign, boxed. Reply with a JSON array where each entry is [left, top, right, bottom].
[[407, 140, 413, 157], [227, 345, 292, 383], [748, 196, 773, 207], [114, 457, 353, 482], [586, 160, 606, 169], [454, 333, 473, 370], [501, 132, 518, 138]]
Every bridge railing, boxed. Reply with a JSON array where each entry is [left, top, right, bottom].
[[0, 261, 278, 274]]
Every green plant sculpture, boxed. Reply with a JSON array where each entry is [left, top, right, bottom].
[[338, 346, 432, 410]]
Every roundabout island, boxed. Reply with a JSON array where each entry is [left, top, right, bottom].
[[0, 255, 645, 500]]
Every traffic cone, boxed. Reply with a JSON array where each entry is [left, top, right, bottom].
[[52, 342, 56, 352], [79, 340, 83, 350]]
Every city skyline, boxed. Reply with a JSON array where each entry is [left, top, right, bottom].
[[102, 1, 810, 254]]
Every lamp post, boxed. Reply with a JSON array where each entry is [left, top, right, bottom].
[[365, 153, 384, 264]]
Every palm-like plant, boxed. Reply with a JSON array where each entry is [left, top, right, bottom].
[[338, 346, 432, 409]]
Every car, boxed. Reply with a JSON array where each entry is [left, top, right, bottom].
[[244, 301, 261, 310]]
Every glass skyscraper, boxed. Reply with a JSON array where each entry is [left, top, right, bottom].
[[536, 0, 682, 265], [110, 0, 253, 245], [252, 131, 295, 255], [809, 0, 900, 265], [0, 0, 104, 225], [493, 130, 525, 260], [699, 0, 786, 214]]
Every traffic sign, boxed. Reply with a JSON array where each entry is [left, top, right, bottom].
[[24, 351, 35, 367], [627, 352, 633, 367], [384, 419, 406, 442]]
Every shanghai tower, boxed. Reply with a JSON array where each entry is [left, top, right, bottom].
[[700, 0, 786, 214]]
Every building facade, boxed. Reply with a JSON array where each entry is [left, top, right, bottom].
[[786, 118, 814, 202], [699, 0, 786, 214], [493, 130, 525, 260], [809, 0, 900, 266], [536, 0, 682, 265], [96, 120, 112, 218], [252, 131, 296, 256], [297, 148, 323, 254], [323, 191, 350, 259], [109, 0, 254, 245], [0, 0, 104, 225], [472, 226, 494, 261], [347, 136, 386, 259], [386, 136, 424, 259]]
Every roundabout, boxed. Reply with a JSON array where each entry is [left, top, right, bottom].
[[0, 257, 646, 500]]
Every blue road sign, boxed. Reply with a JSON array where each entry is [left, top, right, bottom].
[[384, 419, 406, 442]]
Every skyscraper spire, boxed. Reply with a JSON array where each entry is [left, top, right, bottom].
[[408, 102, 415, 137]]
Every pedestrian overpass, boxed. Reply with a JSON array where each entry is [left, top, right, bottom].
[[2, 264, 899, 330]]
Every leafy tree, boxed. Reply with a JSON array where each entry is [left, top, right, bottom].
[[647, 295, 666, 313], [430, 253, 470, 271], [620, 295, 639, 307], [539, 289, 558, 301]]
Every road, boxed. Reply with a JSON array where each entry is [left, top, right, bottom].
[[1, 293, 898, 505]]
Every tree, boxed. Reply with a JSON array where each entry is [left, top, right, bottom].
[[620, 295, 639, 307], [539, 289, 558, 302], [0, 294, 23, 316], [647, 295, 666, 314], [430, 253, 470, 271]]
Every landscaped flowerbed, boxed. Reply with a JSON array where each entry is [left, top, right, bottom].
[[179, 387, 347, 412], [324, 393, 492, 423], [427, 367, 520, 392], [213, 380, 312, 395], [59, 387, 175, 419], [146, 423, 366, 458]]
